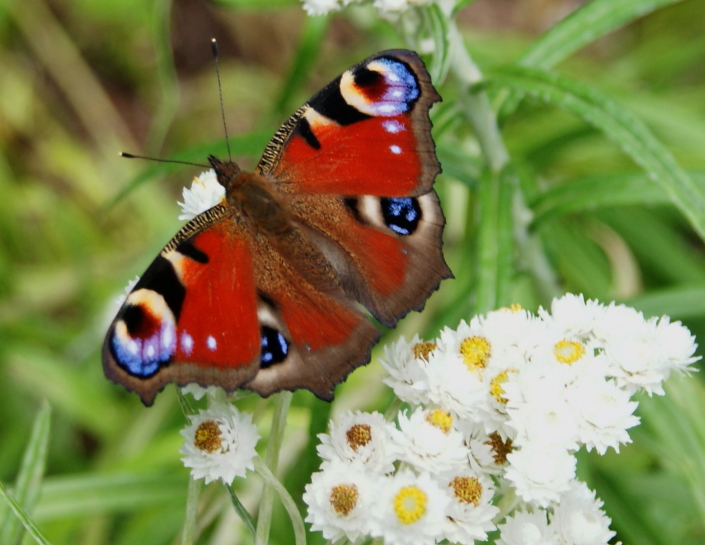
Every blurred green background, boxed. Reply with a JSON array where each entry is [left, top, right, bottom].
[[1, 0, 705, 543]]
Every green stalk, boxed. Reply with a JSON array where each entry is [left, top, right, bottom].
[[254, 457, 306, 545], [255, 391, 293, 545], [226, 483, 257, 540], [180, 477, 202, 545], [448, 21, 509, 174]]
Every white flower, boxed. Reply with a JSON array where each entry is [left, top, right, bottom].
[[380, 335, 432, 405], [505, 445, 576, 507], [653, 316, 700, 374], [303, 459, 376, 542], [179, 401, 259, 484], [393, 407, 469, 474], [566, 374, 639, 454], [506, 390, 579, 452], [497, 510, 557, 545], [180, 383, 223, 401], [301, 0, 342, 15], [370, 469, 449, 545], [422, 350, 489, 423], [539, 293, 603, 341], [551, 481, 615, 545], [438, 469, 499, 543], [178, 169, 225, 221], [317, 411, 398, 474], [604, 314, 699, 395], [115, 275, 140, 307], [463, 428, 513, 474], [591, 302, 646, 348]]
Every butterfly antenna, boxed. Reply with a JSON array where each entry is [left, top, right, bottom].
[[119, 152, 208, 168], [211, 38, 232, 162]]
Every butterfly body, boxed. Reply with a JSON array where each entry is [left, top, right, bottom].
[[104, 50, 452, 405]]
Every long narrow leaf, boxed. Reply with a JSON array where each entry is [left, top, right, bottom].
[[0, 483, 52, 545], [498, 0, 684, 115], [530, 172, 705, 225], [0, 401, 51, 545], [490, 66, 705, 242]]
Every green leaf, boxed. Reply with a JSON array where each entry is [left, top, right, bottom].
[[519, 0, 683, 70], [34, 473, 186, 521], [636, 378, 705, 524], [474, 165, 515, 313], [490, 66, 705, 242], [0, 482, 52, 545], [628, 285, 705, 319], [0, 401, 50, 545], [498, 0, 685, 115], [529, 172, 693, 225]]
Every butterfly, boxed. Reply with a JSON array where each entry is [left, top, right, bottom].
[[103, 49, 453, 406]]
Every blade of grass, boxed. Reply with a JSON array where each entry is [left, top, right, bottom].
[[491, 66, 705, 242], [0, 400, 50, 545], [0, 483, 52, 545], [497, 0, 685, 116], [530, 171, 705, 225]]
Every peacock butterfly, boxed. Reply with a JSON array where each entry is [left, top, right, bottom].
[[103, 49, 453, 406]]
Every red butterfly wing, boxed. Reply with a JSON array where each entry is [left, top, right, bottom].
[[103, 207, 261, 405], [256, 50, 452, 327]]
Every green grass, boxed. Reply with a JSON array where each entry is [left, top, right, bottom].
[[1, 0, 705, 543]]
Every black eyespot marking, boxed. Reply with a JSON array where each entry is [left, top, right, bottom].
[[343, 197, 363, 223], [309, 76, 371, 126], [257, 290, 278, 310], [135, 256, 186, 319], [381, 197, 422, 236], [260, 326, 289, 368], [122, 305, 145, 336], [295, 117, 321, 150], [176, 240, 209, 264], [353, 67, 385, 98]]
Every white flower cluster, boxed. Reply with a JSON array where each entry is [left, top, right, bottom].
[[304, 409, 499, 544], [304, 295, 698, 544], [179, 401, 259, 484], [301, 0, 439, 17]]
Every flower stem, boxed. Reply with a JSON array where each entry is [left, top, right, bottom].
[[225, 483, 256, 540], [180, 477, 202, 545], [255, 391, 293, 545], [254, 456, 306, 545], [448, 21, 509, 173]]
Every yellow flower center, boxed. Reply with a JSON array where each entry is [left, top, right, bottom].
[[346, 424, 372, 451], [426, 409, 453, 433], [330, 484, 358, 516], [490, 370, 516, 404], [460, 336, 491, 371], [449, 476, 482, 506], [194, 420, 222, 453], [393, 486, 427, 525], [412, 342, 437, 361], [509, 303, 522, 312], [553, 340, 585, 364], [485, 432, 513, 465]]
